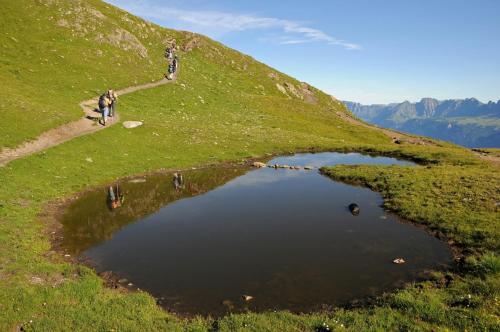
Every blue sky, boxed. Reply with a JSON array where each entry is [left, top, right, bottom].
[[106, 0, 500, 104]]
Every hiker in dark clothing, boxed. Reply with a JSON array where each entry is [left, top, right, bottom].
[[173, 56, 179, 73], [167, 62, 175, 80], [98, 93, 112, 126], [165, 47, 173, 60]]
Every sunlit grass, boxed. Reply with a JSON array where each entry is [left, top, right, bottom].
[[0, 0, 498, 331]]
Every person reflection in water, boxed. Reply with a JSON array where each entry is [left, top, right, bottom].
[[108, 185, 125, 210], [173, 172, 184, 190]]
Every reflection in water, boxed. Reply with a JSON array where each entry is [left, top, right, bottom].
[[172, 172, 184, 190], [107, 185, 125, 210], [62, 167, 246, 254], [60, 153, 452, 316]]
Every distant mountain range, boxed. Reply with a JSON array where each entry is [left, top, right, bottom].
[[343, 98, 500, 148]]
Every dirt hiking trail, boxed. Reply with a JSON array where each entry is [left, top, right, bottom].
[[0, 77, 174, 166]]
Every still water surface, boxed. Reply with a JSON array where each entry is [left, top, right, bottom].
[[61, 153, 452, 315]]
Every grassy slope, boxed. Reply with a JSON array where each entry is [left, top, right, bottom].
[[0, 0, 498, 331], [0, 0, 183, 147]]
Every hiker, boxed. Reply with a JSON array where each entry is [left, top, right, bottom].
[[107, 89, 118, 118], [98, 92, 112, 126], [167, 62, 175, 80], [165, 47, 173, 60], [173, 55, 179, 73]]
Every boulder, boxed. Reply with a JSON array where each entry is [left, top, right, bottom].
[[304, 166, 313, 170], [129, 178, 146, 183], [30, 276, 44, 285], [284, 82, 302, 99], [123, 121, 143, 129], [348, 203, 360, 215], [276, 83, 289, 97], [253, 162, 267, 168]]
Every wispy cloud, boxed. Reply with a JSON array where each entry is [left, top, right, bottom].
[[106, 0, 362, 50]]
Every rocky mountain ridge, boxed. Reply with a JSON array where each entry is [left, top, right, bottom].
[[344, 98, 500, 147]]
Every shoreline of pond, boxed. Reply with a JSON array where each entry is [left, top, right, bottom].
[[40, 148, 460, 318]]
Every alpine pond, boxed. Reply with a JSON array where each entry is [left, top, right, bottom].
[[60, 153, 452, 315]]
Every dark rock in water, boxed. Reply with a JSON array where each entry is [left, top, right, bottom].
[[242, 295, 253, 301], [348, 203, 360, 215]]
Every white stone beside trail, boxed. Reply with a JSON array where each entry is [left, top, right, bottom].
[[123, 121, 143, 129]]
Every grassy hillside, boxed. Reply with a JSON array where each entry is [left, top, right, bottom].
[[0, 0, 353, 149], [0, 0, 186, 147], [0, 0, 498, 331]]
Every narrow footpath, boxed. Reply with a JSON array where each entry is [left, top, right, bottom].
[[0, 77, 174, 166]]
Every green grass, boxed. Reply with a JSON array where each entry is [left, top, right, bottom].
[[0, 0, 184, 147], [0, 0, 499, 331]]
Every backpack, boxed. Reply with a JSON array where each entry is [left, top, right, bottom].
[[98, 94, 108, 108]]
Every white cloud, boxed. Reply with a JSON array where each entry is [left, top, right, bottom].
[[280, 39, 310, 45], [223, 169, 303, 188], [106, 0, 361, 50]]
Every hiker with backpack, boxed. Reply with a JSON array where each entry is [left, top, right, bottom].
[[165, 47, 173, 60], [107, 89, 118, 118], [167, 62, 175, 80], [98, 92, 112, 126], [173, 55, 179, 73]]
